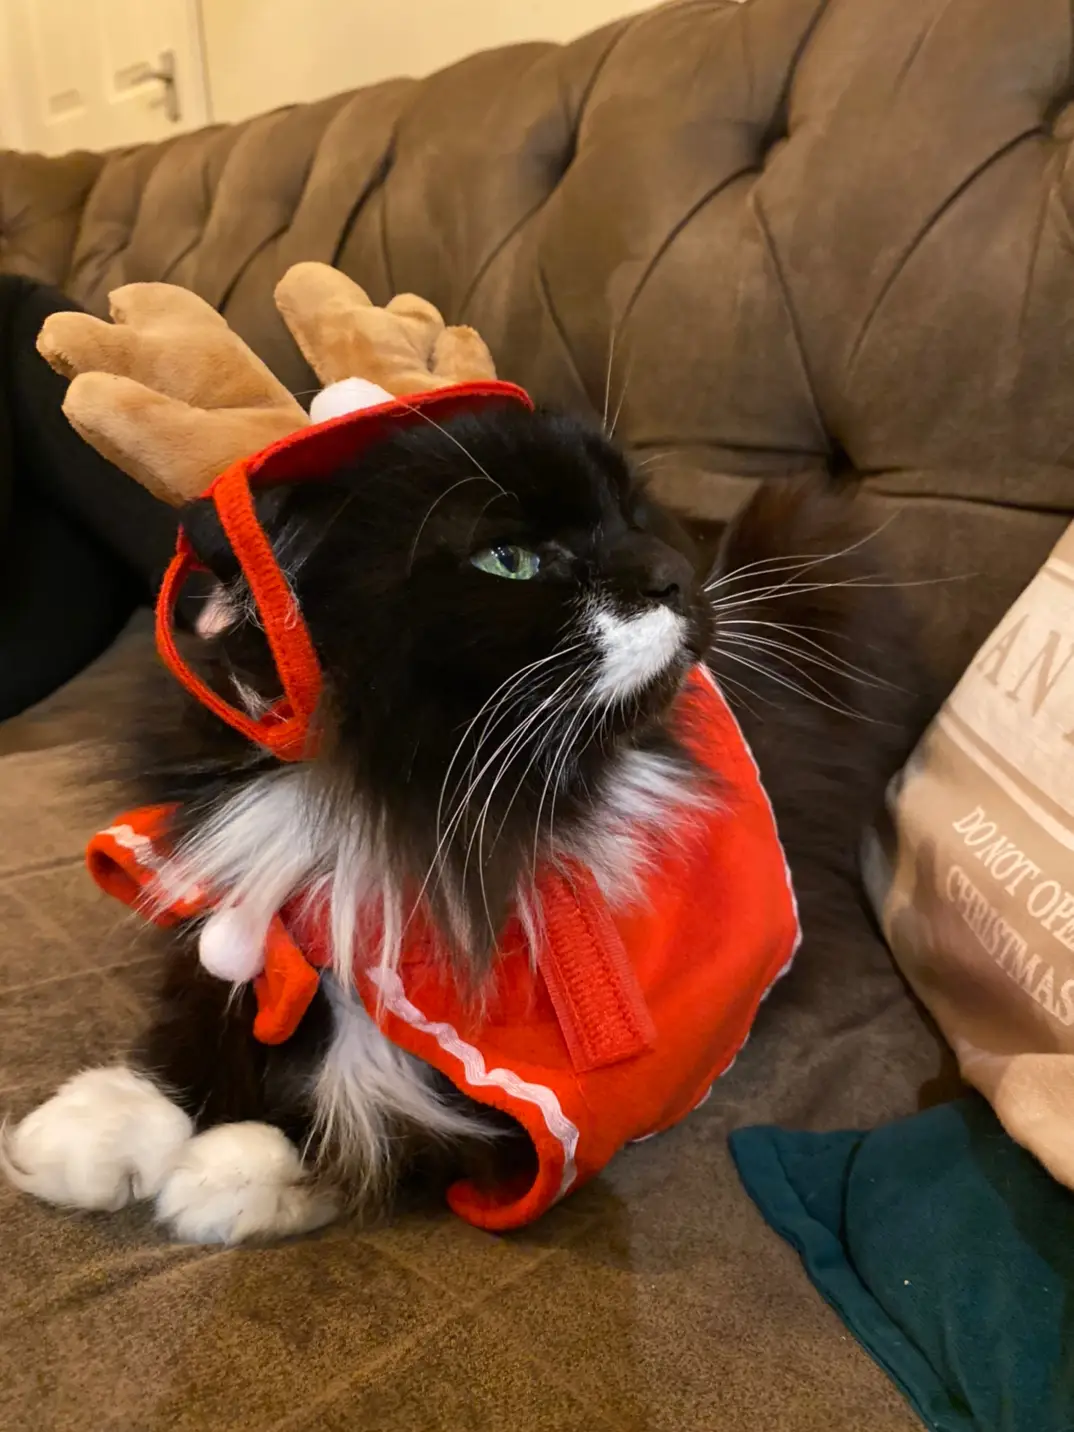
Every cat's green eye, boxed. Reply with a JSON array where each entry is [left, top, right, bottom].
[[470, 545, 541, 581]]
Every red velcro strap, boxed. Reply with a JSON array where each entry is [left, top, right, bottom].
[[538, 866, 656, 1073]]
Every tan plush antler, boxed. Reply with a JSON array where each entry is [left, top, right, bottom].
[[275, 263, 496, 395], [36, 264, 500, 508], [38, 285, 309, 506]]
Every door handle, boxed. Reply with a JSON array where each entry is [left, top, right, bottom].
[[143, 50, 181, 124], [115, 50, 181, 124]]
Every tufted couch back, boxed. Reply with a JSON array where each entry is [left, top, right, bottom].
[[3, 0, 1073, 703]]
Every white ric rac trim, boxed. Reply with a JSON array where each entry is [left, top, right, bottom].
[[99, 824, 203, 907], [368, 966, 580, 1201], [100, 823, 162, 868]]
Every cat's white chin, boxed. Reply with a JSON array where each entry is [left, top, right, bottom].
[[590, 604, 686, 701]]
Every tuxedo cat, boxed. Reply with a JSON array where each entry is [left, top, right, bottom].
[[3, 401, 920, 1241]]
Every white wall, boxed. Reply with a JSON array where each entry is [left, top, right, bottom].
[[200, 0, 655, 124], [0, 3, 26, 148]]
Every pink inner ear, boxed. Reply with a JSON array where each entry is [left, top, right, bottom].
[[195, 584, 238, 638], [309, 377, 395, 425]]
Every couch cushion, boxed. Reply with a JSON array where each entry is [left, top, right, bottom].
[[0, 149, 103, 288]]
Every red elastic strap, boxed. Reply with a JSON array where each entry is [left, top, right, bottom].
[[156, 530, 316, 762], [538, 866, 656, 1072]]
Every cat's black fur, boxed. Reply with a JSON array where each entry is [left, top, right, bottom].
[[123, 404, 923, 1211]]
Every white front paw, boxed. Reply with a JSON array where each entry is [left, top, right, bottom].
[[1, 1066, 193, 1212], [155, 1122, 339, 1244]]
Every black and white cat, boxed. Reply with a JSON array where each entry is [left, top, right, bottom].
[[2, 400, 921, 1242]]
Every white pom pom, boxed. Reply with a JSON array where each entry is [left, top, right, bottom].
[[198, 909, 265, 984], [309, 377, 394, 424]]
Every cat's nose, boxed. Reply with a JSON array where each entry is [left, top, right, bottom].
[[642, 546, 695, 612]]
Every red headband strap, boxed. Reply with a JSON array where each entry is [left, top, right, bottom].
[[156, 475, 321, 761], [156, 380, 533, 761]]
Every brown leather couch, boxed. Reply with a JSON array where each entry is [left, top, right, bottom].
[[2, 0, 1069, 1426]]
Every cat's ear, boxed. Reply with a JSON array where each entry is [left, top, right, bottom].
[[178, 489, 290, 584], [180, 489, 296, 641], [177, 497, 240, 584]]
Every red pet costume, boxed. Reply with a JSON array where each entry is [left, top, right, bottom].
[[39, 279, 800, 1232], [83, 382, 800, 1232]]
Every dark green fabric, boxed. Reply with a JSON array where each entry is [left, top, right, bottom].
[[729, 1098, 1074, 1432]]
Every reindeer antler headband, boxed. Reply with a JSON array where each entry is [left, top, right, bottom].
[[36, 263, 531, 756], [36, 262, 511, 504]]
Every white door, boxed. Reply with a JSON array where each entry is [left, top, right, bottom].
[[0, 0, 210, 154]]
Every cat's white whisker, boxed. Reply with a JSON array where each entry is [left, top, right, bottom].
[[407, 473, 505, 572], [707, 669, 767, 719], [389, 397, 508, 496], [607, 355, 634, 440], [434, 645, 584, 845], [454, 665, 586, 876], [704, 515, 899, 596], [717, 627, 894, 691], [600, 322, 618, 434], [718, 634, 859, 706], [468, 681, 584, 942], [708, 576, 886, 613], [533, 668, 602, 868], [440, 657, 581, 843], [426, 665, 585, 936], [477, 664, 594, 868], [469, 663, 597, 912], [711, 643, 874, 722], [631, 449, 676, 474], [707, 569, 965, 611], [452, 655, 581, 814]]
